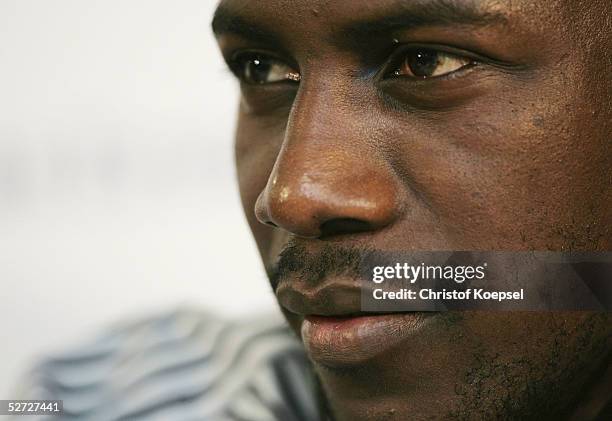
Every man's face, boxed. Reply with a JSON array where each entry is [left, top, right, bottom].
[[214, 0, 611, 419]]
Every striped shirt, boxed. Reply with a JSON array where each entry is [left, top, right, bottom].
[[15, 309, 321, 421]]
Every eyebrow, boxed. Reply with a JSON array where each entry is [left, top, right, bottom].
[[212, 0, 507, 43]]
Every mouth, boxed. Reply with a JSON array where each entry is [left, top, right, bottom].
[[301, 312, 434, 367], [276, 277, 438, 367]]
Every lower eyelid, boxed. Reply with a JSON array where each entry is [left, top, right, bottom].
[[240, 83, 298, 114], [376, 64, 497, 112]]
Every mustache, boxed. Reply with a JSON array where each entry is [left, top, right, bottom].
[[267, 240, 375, 291]]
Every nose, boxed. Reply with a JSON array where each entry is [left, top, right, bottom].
[[254, 84, 402, 239]]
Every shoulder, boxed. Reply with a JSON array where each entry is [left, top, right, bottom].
[[18, 308, 319, 421]]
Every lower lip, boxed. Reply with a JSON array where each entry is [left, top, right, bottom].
[[301, 313, 434, 367]]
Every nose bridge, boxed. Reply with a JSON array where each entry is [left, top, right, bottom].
[[255, 77, 401, 238]]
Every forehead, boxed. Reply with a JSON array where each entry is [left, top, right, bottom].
[[213, 0, 560, 36], [216, 0, 492, 35], [211, 0, 575, 57]]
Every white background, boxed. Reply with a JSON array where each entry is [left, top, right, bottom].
[[0, 0, 277, 396]]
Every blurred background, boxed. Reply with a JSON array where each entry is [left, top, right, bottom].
[[0, 0, 276, 397]]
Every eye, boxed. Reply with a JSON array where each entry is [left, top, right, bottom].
[[231, 52, 300, 85], [389, 48, 473, 79]]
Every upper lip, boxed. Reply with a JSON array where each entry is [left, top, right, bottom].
[[276, 277, 370, 316]]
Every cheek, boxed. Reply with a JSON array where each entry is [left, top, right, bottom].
[[235, 110, 286, 257], [450, 312, 611, 407], [387, 71, 608, 250]]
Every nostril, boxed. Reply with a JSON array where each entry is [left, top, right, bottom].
[[265, 221, 278, 228], [319, 218, 373, 238]]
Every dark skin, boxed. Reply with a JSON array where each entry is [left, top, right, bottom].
[[213, 0, 612, 419]]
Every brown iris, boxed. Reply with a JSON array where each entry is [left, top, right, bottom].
[[395, 48, 472, 79]]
